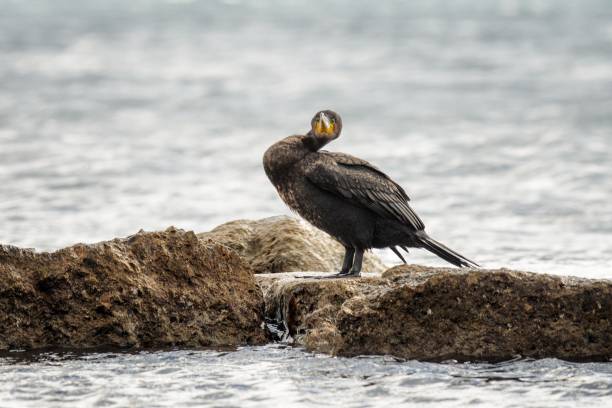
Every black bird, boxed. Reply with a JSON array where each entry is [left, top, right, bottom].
[[263, 110, 478, 277]]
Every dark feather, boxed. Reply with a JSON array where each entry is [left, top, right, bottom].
[[417, 233, 479, 268], [305, 153, 426, 231], [390, 246, 407, 264]]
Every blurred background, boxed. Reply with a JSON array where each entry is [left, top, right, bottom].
[[1, 0, 611, 277]]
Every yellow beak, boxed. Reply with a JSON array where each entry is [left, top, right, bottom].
[[314, 113, 334, 136]]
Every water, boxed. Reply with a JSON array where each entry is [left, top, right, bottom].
[[1, 345, 611, 408], [0, 0, 611, 406]]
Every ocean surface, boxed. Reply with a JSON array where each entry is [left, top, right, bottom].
[[0, 0, 611, 407], [1, 345, 611, 408]]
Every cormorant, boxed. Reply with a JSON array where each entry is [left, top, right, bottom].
[[263, 110, 478, 277]]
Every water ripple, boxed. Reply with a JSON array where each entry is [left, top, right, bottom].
[[3, 346, 610, 408]]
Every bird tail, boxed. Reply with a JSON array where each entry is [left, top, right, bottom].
[[417, 232, 479, 268]]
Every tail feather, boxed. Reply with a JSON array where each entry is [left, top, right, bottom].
[[417, 233, 479, 268], [390, 246, 407, 264]]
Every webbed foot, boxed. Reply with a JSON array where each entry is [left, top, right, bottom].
[[336, 269, 361, 278], [297, 270, 360, 279]]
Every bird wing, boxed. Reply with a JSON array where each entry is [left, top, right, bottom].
[[304, 151, 425, 231]]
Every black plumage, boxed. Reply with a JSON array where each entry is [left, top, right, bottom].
[[263, 110, 478, 277]]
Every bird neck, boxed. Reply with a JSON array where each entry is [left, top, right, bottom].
[[303, 131, 329, 152]]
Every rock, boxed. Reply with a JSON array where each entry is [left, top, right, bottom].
[[0, 228, 267, 351], [257, 265, 612, 362], [198, 216, 386, 274]]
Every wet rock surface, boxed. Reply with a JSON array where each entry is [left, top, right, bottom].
[[0, 228, 267, 351], [198, 216, 386, 274], [257, 266, 612, 362]]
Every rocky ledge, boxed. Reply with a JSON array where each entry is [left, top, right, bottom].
[[1, 217, 610, 362], [257, 266, 612, 362], [198, 216, 386, 274], [0, 228, 266, 351]]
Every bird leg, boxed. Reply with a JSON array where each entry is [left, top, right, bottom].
[[299, 247, 360, 279], [350, 248, 364, 276], [339, 246, 355, 274], [338, 248, 363, 277]]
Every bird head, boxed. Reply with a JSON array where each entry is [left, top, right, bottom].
[[310, 110, 342, 141]]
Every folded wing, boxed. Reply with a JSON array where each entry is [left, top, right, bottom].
[[304, 151, 425, 231]]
